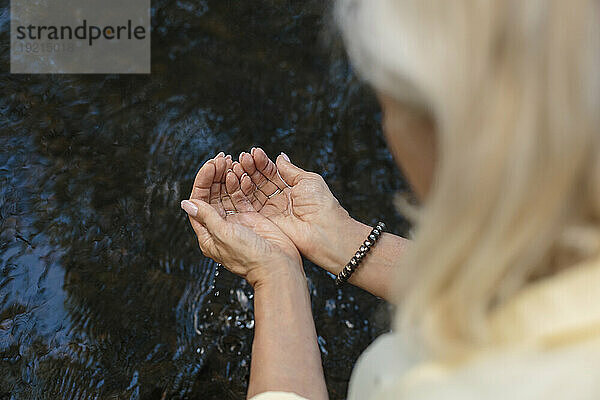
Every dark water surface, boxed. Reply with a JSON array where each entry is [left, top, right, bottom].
[[0, 1, 410, 398]]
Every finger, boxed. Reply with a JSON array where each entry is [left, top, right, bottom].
[[181, 199, 226, 241], [181, 199, 214, 252], [239, 172, 263, 210], [240, 150, 280, 198], [233, 161, 262, 208], [190, 218, 211, 249], [210, 154, 226, 204], [253, 148, 289, 190], [232, 161, 245, 180], [225, 170, 254, 212], [224, 156, 233, 172], [239, 152, 270, 208], [275, 152, 307, 186], [234, 160, 262, 209], [211, 155, 227, 216], [191, 160, 216, 202], [240, 151, 266, 187], [221, 173, 236, 214]]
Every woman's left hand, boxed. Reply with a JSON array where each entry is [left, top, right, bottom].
[[181, 153, 303, 288]]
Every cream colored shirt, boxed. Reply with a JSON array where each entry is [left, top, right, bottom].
[[252, 261, 600, 400]]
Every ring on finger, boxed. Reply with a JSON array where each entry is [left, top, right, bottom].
[[277, 169, 292, 189], [266, 188, 282, 199]]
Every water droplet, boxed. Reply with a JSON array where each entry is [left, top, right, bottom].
[[236, 288, 249, 311], [325, 299, 336, 315]]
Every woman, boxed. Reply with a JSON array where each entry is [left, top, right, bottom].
[[180, 0, 600, 398]]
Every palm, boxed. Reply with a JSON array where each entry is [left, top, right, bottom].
[[234, 149, 349, 256], [226, 211, 299, 262], [188, 154, 300, 275]]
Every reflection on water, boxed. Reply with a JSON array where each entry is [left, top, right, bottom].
[[0, 1, 410, 398]]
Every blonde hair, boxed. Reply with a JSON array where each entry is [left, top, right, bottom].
[[337, 0, 600, 357]]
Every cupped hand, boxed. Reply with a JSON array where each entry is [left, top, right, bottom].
[[232, 148, 355, 268], [182, 153, 302, 287]]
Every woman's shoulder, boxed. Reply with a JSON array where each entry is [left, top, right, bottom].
[[249, 391, 309, 400], [347, 332, 419, 400], [349, 333, 600, 400]]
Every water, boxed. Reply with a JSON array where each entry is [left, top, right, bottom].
[[0, 1, 410, 398]]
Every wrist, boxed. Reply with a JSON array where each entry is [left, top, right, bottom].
[[247, 257, 305, 290], [312, 216, 372, 274]]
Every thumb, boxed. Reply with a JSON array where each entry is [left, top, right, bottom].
[[181, 199, 225, 235], [275, 152, 307, 186]]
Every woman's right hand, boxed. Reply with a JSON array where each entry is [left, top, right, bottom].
[[232, 148, 373, 274]]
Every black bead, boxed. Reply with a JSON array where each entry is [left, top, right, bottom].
[[359, 245, 367, 253], [369, 234, 376, 241], [364, 240, 372, 247]]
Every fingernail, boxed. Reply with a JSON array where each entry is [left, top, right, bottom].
[[239, 152, 246, 163], [225, 154, 232, 160], [217, 151, 225, 158], [280, 152, 290, 162], [181, 200, 198, 217], [250, 147, 256, 155]]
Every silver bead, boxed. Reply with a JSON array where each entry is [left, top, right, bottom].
[[359, 245, 367, 253], [364, 240, 372, 247], [350, 258, 357, 266], [377, 222, 386, 230], [369, 234, 376, 241]]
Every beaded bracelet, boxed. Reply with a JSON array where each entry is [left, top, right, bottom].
[[336, 221, 386, 286]]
